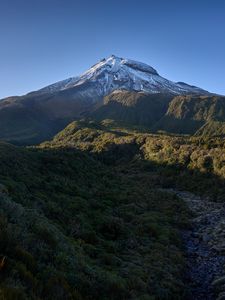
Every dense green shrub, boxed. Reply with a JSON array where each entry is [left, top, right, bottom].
[[0, 122, 224, 299]]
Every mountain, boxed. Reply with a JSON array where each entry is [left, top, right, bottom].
[[37, 55, 208, 96], [0, 55, 213, 144]]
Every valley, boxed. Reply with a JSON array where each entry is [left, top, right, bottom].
[[0, 119, 224, 299]]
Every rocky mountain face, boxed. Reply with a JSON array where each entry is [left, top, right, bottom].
[[0, 55, 223, 144]]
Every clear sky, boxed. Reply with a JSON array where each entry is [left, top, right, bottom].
[[0, 0, 225, 98]]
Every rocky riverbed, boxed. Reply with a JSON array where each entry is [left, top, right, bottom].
[[164, 189, 225, 300]]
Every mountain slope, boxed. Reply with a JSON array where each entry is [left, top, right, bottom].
[[153, 95, 225, 135], [195, 121, 225, 137], [91, 91, 173, 128]]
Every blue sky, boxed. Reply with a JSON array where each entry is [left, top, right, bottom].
[[0, 0, 225, 98]]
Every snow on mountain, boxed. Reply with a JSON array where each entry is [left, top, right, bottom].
[[37, 77, 79, 94], [38, 55, 209, 97]]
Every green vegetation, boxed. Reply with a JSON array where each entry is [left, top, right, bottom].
[[0, 140, 189, 299], [1, 92, 225, 145], [195, 120, 225, 137], [154, 95, 225, 136], [92, 91, 172, 129], [0, 119, 224, 299], [42, 120, 225, 199]]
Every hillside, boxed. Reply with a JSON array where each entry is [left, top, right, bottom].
[[195, 120, 225, 137], [154, 95, 225, 135], [1, 92, 225, 145], [0, 90, 96, 145], [91, 91, 173, 128]]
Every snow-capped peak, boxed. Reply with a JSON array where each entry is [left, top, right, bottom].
[[82, 55, 159, 78], [37, 55, 208, 96]]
